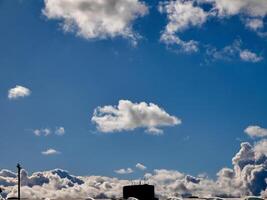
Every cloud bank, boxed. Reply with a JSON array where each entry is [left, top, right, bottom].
[[91, 100, 181, 134], [43, 0, 148, 44], [1, 139, 267, 199]]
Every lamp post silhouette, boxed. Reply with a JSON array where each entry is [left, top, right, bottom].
[[17, 163, 21, 200]]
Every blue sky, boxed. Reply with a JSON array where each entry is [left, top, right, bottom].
[[0, 0, 267, 179]]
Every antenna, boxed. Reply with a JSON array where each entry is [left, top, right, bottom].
[[17, 163, 22, 200]]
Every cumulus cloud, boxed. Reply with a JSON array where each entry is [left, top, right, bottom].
[[245, 125, 267, 138], [114, 168, 134, 175], [41, 148, 60, 155], [136, 163, 147, 171], [91, 100, 181, 134], [159, 0, 207, 53], [8, 85, 31, 100], [55, 127, 65, 136], [1, 139, 267, 199], [42, 0, 148, 44]]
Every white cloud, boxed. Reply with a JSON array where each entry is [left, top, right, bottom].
[[41, 148, 60, 155], [114, 168, 133, 175], [159, 0, 207, 53], [245, 125, 267, 138], [34, 127, 66, 136], [159, 0, 267, 56], [55, 127, 65, 136], [1, 139, 267, 199], [136, 163, 147, 171], [205, 0, 267, 36], [210, 0, 267, 17], [91, 100, 181, 134], [254, 139, 267, 158], [8, 85, 31, 100], [244, 18, 264, 31], [34, 128, 51, 136], [206, 39, 263, 63], [239, 50, 263, 63], [43, 0, 148, 44], [160, 33, 199, 53]]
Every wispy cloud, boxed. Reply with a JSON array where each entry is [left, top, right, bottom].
[[206, 39, 263, 63], [8, 85, 31, 100]]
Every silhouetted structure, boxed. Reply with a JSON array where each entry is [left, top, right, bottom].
[[123, 184, 158, 200], [17, 163, 21, 200]]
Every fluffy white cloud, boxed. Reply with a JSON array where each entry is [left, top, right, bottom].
[[114, 168, 133, 175], [34, 128, 51, 136], [136, 163, 147, 171], [8, 85, 31, 100], [245, 125, 267, 138], [42, 148, 60, 155], [55, 127, 65, 136], [91, 100, 181, 134], [159, 0, 207, 53], [43, 0, 148, 44]]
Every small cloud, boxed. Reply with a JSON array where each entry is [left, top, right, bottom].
[[244, 18, 264, 31], [34, 128, 51, 136], [55, 127, 65, 136], [8, 85, 31, 100], [244, 125, 267, 138], [42, 148, 60, 155], [136, 163, 147, 171], [114, 168, 133, 175], [239, 49, 263, 63], [145, 127, 164, 135]]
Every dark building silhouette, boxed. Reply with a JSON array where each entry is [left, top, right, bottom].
[[123, 184, 158, 200], [17, 163, 21, 200]]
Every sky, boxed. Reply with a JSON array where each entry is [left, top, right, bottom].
[[0, 0, 267, 182]]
